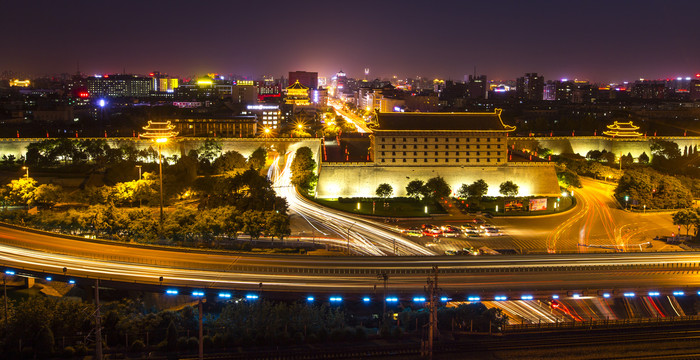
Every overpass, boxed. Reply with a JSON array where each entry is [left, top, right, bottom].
[[1, 224, 699, 301]]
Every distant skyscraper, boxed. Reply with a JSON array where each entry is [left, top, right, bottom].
[[288, 71, 318, 89], [87, 74, 152, 98], [467, 75, 487, 99], [516, 73, 544, 101]]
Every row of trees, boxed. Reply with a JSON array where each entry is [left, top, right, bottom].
[[0, 294, 506, 358], [374, 178, 520, 200], [0, 205, 290, 245], [290, 147, 317, 190]]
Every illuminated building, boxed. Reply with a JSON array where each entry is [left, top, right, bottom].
[[87, 74, 152, 98], [243, 104, 282, 130], [172, 116, 257, 137], [150, 72, 179, 93], [334, 70, 347, 94], [231, 80, 257, 104], [370, 109, 514, 165], [285, 80, 310, 106], [691, 79, 700, 101], [631, 80, 665, 99], [9, 79, 30, 87], [603, 121, 643, 138], [310, 88, 328, 105], [516, 73, 544, 101], [288, 71, 318, 89]]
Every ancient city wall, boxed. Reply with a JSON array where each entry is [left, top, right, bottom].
[[509, 136, 700, 158], [0, 137, 321, 162], [316, 162, 561, 198]]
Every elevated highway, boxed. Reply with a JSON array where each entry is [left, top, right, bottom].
[[1, 224, 699, 300]]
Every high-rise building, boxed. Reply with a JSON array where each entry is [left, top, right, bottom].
[[288, 71, 318, 89], [467, 75, 487, 99], [690, 79, 700, 101], [516, 73, 544, 101], [87, 74, 152, 98]]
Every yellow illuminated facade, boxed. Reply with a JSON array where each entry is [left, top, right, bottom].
[[10, 79, 30, 87], [157, 78, 178, 92], [285, 80, 310, 105], [603, 121, 643, 138], [196, 78, 213, 87]]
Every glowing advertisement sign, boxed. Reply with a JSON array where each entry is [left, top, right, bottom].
[[529, 198, 547, 211]]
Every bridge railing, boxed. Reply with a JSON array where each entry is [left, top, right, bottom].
[[505, 314, 700, 332]]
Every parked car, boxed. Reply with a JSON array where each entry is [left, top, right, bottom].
[[444, 250, 457, 255]]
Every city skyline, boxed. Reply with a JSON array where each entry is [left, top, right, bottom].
[[2, 0, 699, 83]]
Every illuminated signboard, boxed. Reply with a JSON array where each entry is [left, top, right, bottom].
[[529, 198, 547, 211], [235, 80, 254, 86], [247, 105, 279, 110]]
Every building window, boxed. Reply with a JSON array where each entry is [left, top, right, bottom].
[[424, 138, 427, 142], [445, 151, 449, 155], [381, 138, 385, 142], [392, 152, 396, 155], [392, 138, 395, 142], [446, 145, 449, 149], [456, 158, 460, 162], [445, 158, 449, 163], [403, 152, 406, 155], [434, 152, 438, 155], [413, 138, 417, 142], [445, 138, 449, 142], [392, 159, 396, 162], [424, 152, 427, 155], [477, 152, 480, 156], [381, 152, 385, 156], [424, 145, 428, 149], [403, 158, 406, 162], [435, 145, 438, 149], [413, 152, 417, 155], [456, 152, 459, 156], [424, 159, 428, 162], [435, 159, 438, 162], [403, 138, 406, 142], [487, 145, 491, 149], [487, 138, 491, 142], [381, 159, 385, 162], [476, 159, 480, 162], [414, 145, 417, 149], [476, 138, 480, 142], [392, 145, 396, 149], [403, 145, 407, 149], [413, 158, 417, 162], [381, 145, 385, 149], [487, 158, 491, 162]]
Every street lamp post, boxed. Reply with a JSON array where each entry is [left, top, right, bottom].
[[22, 166, 28, 178], [140, 121, 177, 226]]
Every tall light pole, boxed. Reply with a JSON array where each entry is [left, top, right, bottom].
[[21, 166, 28, 178], [136, 165, 142, 207], [140, 121, 177, 226]]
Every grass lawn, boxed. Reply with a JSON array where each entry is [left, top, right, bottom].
[[456, 196, 575, 216], [311, 197, 445, 217]]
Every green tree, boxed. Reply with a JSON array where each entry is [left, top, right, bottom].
[[405, 180, 427, 200], [651, 139, 681, 160], [247, 147, 268, 171], [198, 139, 223, 163], [213, 151, 247, 174], [672, 208, 698, 236], [290, 147, 317, 190], [375, 183, 393, 199], [620, 152, 634, 169], [638, 152, 650, 164], [33, 184, 64, 208], [557, 169, 581, 188], [265, 211, 290, 241], [241, 210, 266, 240], [425, 176, 451, 200], [499, 181, 519, 197], [466, 179, 489, 199], [3, 177, 37, 206], [166, 320, 178, 353], [35, 325, 55, 357]]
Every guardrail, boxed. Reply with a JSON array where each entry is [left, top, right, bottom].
[[505, 314, 700, 332]]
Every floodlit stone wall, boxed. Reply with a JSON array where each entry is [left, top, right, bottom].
[[509, 136, 700, 158], [316, 163, 561, 198], [0, 138, 321, 163]]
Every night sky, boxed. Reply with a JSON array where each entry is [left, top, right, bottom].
[[3, 0, 699, 82]]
